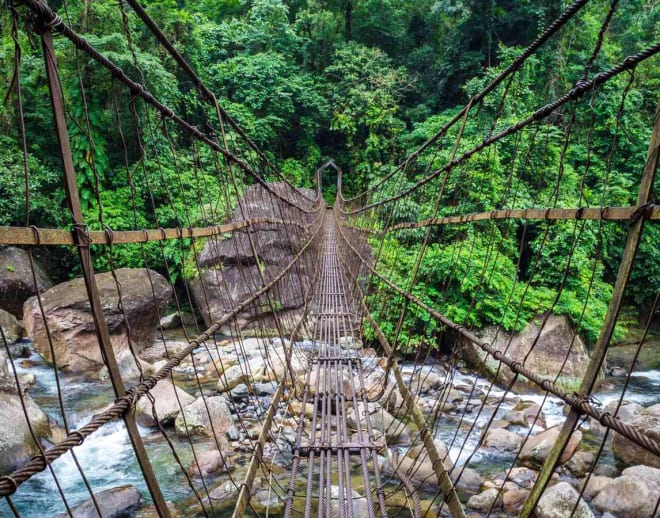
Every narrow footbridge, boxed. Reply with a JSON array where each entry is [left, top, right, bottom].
[[1, 0, 659, 517]]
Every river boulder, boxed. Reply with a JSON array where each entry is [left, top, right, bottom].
[[175, 396, 233, 439], [462, 315, 596, 392], [24, 268, 172, 374], [535, 481, 593, 518], [0, 308, 22, 344], [592, 466, 660, 518], [347, 402, 411, 444], [136, 380, 195, 427], [611, 405, 660, 468], [467, 488, 502, 511], [55, 485, 141, 518], [519, 427, 582, 468], [0, 247, 52, 318], [484, 428, 523, 452], [0, 366, 56, 475], [190, 183, 318, 334], [189, 449, 226, 477]]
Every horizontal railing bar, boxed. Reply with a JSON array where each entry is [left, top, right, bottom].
[[343, 204, 660, 236], [0, 218, 304, 246], [385, 204, 660, 231]]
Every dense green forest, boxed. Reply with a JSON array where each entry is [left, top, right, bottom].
[[0, 0, 658, 347]]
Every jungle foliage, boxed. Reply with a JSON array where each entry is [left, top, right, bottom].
[[0, 0, 658, 346]]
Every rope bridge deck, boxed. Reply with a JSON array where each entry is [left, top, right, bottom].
[[0, 0, 659, 516]]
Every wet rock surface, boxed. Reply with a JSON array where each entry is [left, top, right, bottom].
[[2, 329, 659, 518], [24, 268, 171, 374], [0, 247, 52, 318], [54, 485, 141, 518]]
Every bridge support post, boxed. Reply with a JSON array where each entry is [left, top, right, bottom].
[[38, 15, 171, 518], [521, 95, 660, 517]]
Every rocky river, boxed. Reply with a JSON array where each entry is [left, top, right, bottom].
[[1, 330, 659, 517]]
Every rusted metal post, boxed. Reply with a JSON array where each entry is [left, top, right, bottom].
[[38, 15, 171, 517], [521, 96, 660, 517]]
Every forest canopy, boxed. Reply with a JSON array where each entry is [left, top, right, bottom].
[[0, 0, 658, 347]]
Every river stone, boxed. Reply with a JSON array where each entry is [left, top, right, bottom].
[[288, 400, 315, 419], [466, 488, 502, 511], [305, 368, 352, 397], [387, 442, 452, 489], [566, 451, 595, 477], [643, 403, 660, 417], [0, 309, 21, 344], [262, 347, 305, 380], [612, 410, 660, 468], [0, 350, 8, 378], [251, 489, 284, 514], [504, 401, 545, 428], [347, 403, 411, 444], [463, 315, 596, 392], [208, 480, 240, 511], [410, 369, 444, 394], [175, 396, 232, 438], [204, 355, 239, 378], [535, 481, 593, 518], [231, 383, 251, 400], [506, 466, 538, 489], [519, 426, 582, 468], [592, 474, 660, 518], [407, 439, 451, 468], [55, 484, 141, 518], [590, 400, 642, 435], [190, 183, 317, 333], [218, 358, 267, 392], [136, 380, 195, 427], [452, 466, 483, 495], [577, 475, 613, 500], [0, 247, 52, 318], [503, 489, 529, 512], [0, 383, 54, 475], [254, 381, 277, 396], [622, 464, 660, 486], [189, 449, 225, 476], [484, 428, 523, 452], [24, 268, 172, 374]]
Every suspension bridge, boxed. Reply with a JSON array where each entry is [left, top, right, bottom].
[[0, 0, 659, 516]]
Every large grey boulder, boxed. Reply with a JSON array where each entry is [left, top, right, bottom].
[[467, 488, 502, 511], [347, 402, 411, 444], [55, 485, 141, 518], [190, 183, 318, 333], [0, 247, 52, 318], [535, 481, 593, 518], [463, 315, 597, 392], [384, 440, 452, 490], [592, 468, 660, 518], [24, 268, 171, 374], [0, 308, 21, 344], [0, 361, 59, 476], [175, 396, 233, 439], [484, 428, 523, 452], [188, 449, 225, 477], [135, 380, 195, 427], [590, 400, 642, 435], [612, 406, 660, 468], [519, 426, 582, 469]]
